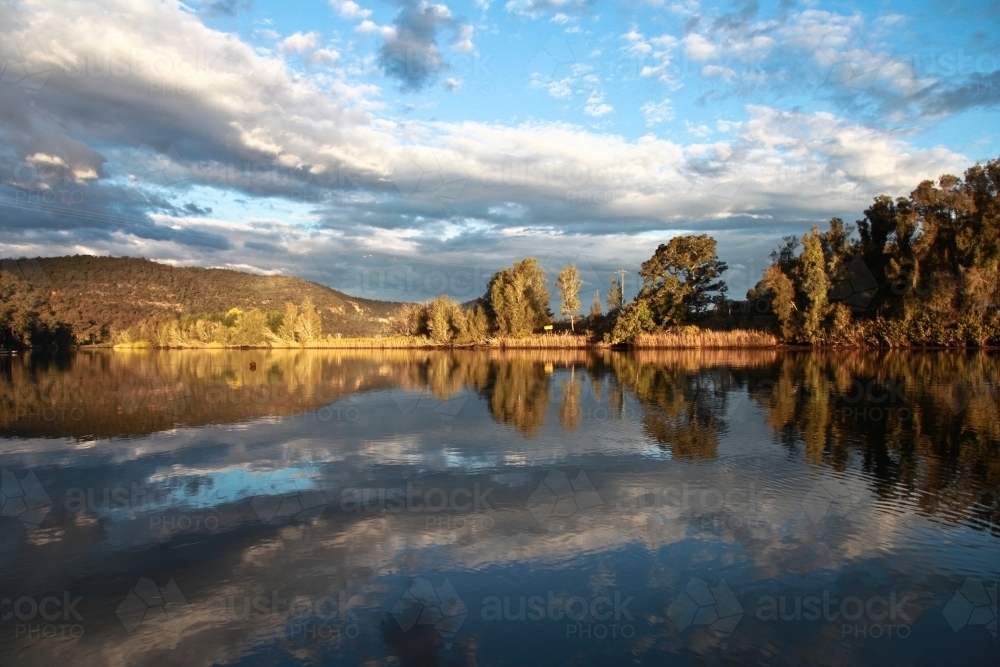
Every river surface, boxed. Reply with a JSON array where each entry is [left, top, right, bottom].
[[0, 349, 997, 666]]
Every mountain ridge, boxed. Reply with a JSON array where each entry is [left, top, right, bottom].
[[0, 255, 407, 346]]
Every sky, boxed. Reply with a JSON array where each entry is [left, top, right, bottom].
[[0, 0, 997, 305]]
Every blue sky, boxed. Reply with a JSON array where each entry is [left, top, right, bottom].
[[1, 0, 997, 303]]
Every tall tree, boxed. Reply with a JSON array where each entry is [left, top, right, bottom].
[[638, 234, 728, 326], [589, 290, 603, 319], [607, 276, 624, 312], [485, 258, 551, 337], [856, 195, 897, 283], [425, 295, 466, 343], [293, 296, 323, 342], [555, 264, 582, 332], [754, 265, 797, 340], [751, 157, 1000, 345], [464, 302, 491, 342], [277, 302, 300, 343], [795, 227, 831, 342]]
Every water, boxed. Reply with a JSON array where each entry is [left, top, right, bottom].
[[0, 349, 997, 666]]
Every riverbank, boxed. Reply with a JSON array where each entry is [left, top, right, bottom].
[[12, 326, 996, 352], [104, 328, 779, 350]]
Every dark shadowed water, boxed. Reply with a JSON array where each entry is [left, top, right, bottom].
[[0, 349, 997, 666]]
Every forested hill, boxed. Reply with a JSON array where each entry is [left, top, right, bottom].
[[0, 255, 405, 346]]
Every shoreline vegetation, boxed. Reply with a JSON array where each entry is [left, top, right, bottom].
[[3, 158, 999, 351], [105, 327, 781, 351]]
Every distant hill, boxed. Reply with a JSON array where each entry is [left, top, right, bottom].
[[0, 255, 406, 346]]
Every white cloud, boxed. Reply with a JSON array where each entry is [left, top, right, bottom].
[[279, 31, 319, 54], [453, 24, 475, 54], [641, 35, 679, 83], [254, 28, 280, 41], [584, 94, 613, 117], [529, 73, 574, 99], [682, 33, 716, 61], [640, 98, 674, 125], [776, 10, 930, 95], [702, 64, 735, 79], [0, 0, 973, 298], [310, 48, 341, 65], [356, 19, 393, 37], [621, 28, 652, 57], [329, 0, 372, 20], [506, 0, 592, 19], [685, 121, 712, 138]]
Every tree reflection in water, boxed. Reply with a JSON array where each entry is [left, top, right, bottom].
[[1, 348, 996, 530]]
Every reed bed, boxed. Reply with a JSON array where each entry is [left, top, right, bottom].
[[113, 336, 431, 350], [484, 334, 593, 349], [112, 329, 785, 351], [632, 327, 779, 349]]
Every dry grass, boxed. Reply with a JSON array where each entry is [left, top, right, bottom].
[[483, 334, 592, 349], [113, 329, 782, 351], [114, 336, 432, 350], [283, 336, 430, 349], [632, 327, 778, 349]]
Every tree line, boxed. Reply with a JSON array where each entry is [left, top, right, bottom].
[[399, 157, 999, 347], [3, 158, 996, 348], [749, 158, 999, 345]]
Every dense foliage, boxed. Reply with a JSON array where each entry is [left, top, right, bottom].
[[638, 234, 729, 326], [749, 159, 1000, 345], [484, 258, 552, 337], [114, 298, 334, 348]]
